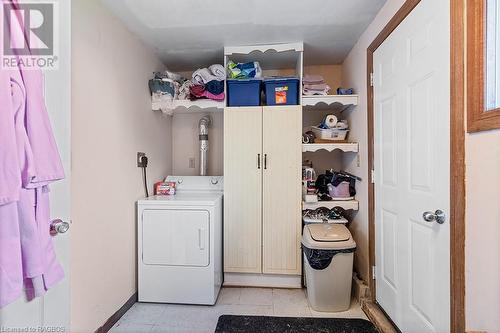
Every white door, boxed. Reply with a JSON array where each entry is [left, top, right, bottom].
[[142, 209, 210, 267], [223, 107, 263, 273], [373, 0, 450, 332], [262, 106, 302, 275], [0, 0, 71, 330]]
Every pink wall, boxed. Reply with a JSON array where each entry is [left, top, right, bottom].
[[465, 130, 500, 332], [71, 0, 172, 332]]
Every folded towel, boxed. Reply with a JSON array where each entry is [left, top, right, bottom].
[[303, 89, 329, 96], [203, 91, 225, 101], [209, 64, 226, 81], [188, 82, 225, 101], [190, 84, 206, 98], [303, 83, 331, 95], [205, 80, 224, 95], [303, 83, 330, 91], [303, 74, 325, 84], [192, 68, 217, 85]]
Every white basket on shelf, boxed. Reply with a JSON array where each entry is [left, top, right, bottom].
[[311, 126, 349, 141]]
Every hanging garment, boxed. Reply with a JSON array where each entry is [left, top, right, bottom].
[[0, 69, 23, 308], [0, 72, 20, 205], [0, 66, 65, 309], [0, 1, 65, 308]]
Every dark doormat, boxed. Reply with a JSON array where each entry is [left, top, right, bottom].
[[215, 315, 378, 333]]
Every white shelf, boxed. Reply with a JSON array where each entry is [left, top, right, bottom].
[[302, 95, 358, 112], [302, 143, 358, 153], [153, 99, 224, 114], [302, 200, 359, 211], [224, 42, 303, 55]]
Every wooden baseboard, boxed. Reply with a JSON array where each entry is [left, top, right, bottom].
[[95, 293, 138, 333], [361, 300, 398, 333]]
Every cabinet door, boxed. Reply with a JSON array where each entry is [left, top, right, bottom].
[[224, 107, 263, 273], [142, 209, 209, 267], [262, 106, 302, 275]]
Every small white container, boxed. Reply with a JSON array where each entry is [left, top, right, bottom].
[[311, 126, 349, 141]]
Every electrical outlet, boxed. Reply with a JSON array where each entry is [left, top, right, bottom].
[[189, 158, 195, 169], [137, 152, 146, 167], [356, 155, 361, 167]]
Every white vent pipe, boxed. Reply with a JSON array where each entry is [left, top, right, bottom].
[[199, 115, 212, 176]]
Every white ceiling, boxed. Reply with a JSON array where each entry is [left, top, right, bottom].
[[102, 0, 386, 71]]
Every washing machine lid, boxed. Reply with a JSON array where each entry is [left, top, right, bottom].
[[302, 224, 356, 250], [138, 192, 222, 206]]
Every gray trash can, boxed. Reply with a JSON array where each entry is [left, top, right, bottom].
[[302, 223, 356, 312]]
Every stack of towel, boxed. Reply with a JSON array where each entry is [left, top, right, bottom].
[[189, 64, 226, 101], [303, 74, 331, 96], [149, 65, 226, 115]]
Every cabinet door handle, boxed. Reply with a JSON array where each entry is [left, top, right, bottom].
[[264, 154, 267, 169], [257, 154, 261, 169], [198, 228, 205, 250]]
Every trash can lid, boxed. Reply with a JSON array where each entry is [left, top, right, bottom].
[[302, 224, 356, 250]]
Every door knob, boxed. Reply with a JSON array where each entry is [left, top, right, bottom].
[[422, 210, 446, 224], [50, 219, 70, 236]]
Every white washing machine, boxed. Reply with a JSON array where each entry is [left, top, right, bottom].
[[137, 176, 223, 305]]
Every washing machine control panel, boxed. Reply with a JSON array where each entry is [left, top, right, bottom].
[[164, 176, 224, 192]]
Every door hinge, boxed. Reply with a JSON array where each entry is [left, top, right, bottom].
[[372, 265, 376, 280], [371, 169, 375, 184], [370, 73, 374, 87]]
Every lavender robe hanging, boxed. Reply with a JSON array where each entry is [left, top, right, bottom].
[[0, 1, 65, 307]]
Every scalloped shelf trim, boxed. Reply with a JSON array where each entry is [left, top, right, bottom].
[[224, 42, 304, 55], [302, 200, 359, 211], [302, 95, 359, 109], [302, 143, 358, 153]]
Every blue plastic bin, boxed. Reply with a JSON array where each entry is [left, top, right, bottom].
[[227, 79, 262, 106], [263, 77, 300, 105]]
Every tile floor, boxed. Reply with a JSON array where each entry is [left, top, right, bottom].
[[110, 287, 368, 333]]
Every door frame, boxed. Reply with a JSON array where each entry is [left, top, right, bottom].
[[366, 0, 465, 332]]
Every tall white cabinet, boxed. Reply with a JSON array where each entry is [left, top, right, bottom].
[[261, 106, 302, 275], [224, 106, 302, 285], [224, 106, 263, 274], [221, 42, 359, 287]]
